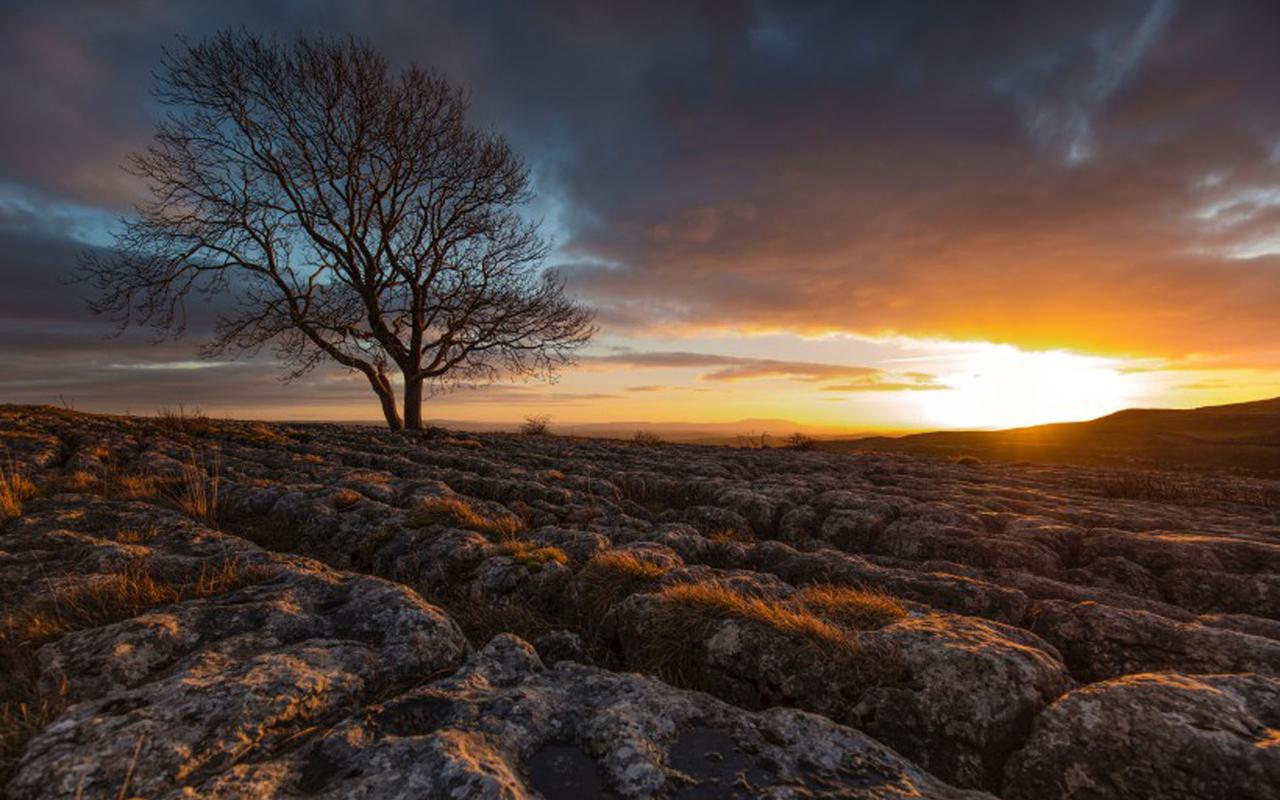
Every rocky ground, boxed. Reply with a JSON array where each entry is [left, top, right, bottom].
[[1, 404, 1278, 799]]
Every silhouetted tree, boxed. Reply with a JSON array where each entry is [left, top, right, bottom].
[[82, 31, 595, 430]]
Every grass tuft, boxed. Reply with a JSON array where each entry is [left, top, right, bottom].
[[489, 540, 568, 573], [577, 551, 670, 625], [405, 496, 524, 539], [1, 459, 37, 522], [791, 584, 907, 630], [633, 580, 909, 693], [164, 448, 221, 527], [0, 558, 275, 784]]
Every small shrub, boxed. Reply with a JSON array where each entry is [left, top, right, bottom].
[[632, 430, 663, 446], [952, 455, 982, 466], [785, 433, 816, 451], [0, 460, 36, 522], [520, 415, 552, 436], [736, 431, 770, 449], [542, 469, 566, 482], [405, 496, 524, 539]]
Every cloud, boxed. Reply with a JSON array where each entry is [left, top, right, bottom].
[[584, 350, 880, 382], [822, 377, 949, 393]]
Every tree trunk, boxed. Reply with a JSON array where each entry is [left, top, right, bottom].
[[403, 375, 424, 431], [367, 371, 403, 431]]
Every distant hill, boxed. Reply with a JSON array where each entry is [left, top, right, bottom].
[[834, 396, 1280, 475], [421, 417, 868, 446]]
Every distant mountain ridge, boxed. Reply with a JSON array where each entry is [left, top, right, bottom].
[[838, 396, 1280, 474]]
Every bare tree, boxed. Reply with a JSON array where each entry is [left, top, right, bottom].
[[81, 31, 595, 430]]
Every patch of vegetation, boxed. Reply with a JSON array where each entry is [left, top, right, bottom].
[[425, 595, 557, 649], [442, 436, 483, 450], [163, 448, 222, 527], [632, 430, 663, 446], [405, 496, 524, 539], [520, 415, 552, 436], [735, 431, 771, 449], [785, 432, 817, 451], [577, 551, 670, 626], [0, 459, 37, 522], [154, 404, 217, 437], [331, 488, 364, 511], [1097, 471, 1280, 508], [709, 528, 754, 544], [489, 541, 569, 573], [791, 584, 907, 630], [0, 558, 275, 784], [633, 581, 909, 693]]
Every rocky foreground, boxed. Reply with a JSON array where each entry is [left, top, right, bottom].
[[1, 405, 1278, 799]]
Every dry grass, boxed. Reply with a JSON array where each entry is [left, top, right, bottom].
[[405, 496, 524, 539], [429, 598, 556, 649], [577, 551, 670, 626], [489, 541, 569, 573], [633, 581, 909, 692], [442, 436, 484, 450], [155, 404, 216, 437], [0, 558, 275, 784], [709, 527, 754, 544], [331, 488, 363, 511], [164, 448, 221, 527], [1, 459, 37, 522], [791, 584, 907, 630], [1097, 471, 1280, 508]]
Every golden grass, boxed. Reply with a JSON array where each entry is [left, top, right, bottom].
[[489, 541, 568, 573], [1, 459, 37, 522], [791, 584, 907, 631], [632, 581, 909, 692], [577, 551, 670, 626], [331, 488, 363, 511], [0, 558, 275, 784], [709, 528, 753, 544], [154, 404, 216, 437], [163, 448, 221, 527], [405, 496, 524, 539]]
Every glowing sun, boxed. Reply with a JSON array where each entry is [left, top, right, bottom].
[[914, 345, 1136, 429]]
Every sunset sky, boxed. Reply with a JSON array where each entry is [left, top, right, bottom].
[[3, 1, 1280, 431]]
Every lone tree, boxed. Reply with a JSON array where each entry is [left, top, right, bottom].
[[82, 31, 595, 430]]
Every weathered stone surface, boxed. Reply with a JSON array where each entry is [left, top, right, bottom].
[[1004, 672, 1280, 800], [1027, 599, 1280, 681], [183, 636, 993, 799], [5, 405, 1280, 798]]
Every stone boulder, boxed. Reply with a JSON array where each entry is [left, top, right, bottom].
[[1004, 672, 1280, 800]]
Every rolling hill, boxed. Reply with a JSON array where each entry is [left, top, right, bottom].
[[836, 396, 1280, 475]]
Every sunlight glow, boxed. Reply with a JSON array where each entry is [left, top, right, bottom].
[[914, 345, 1136, 429]]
